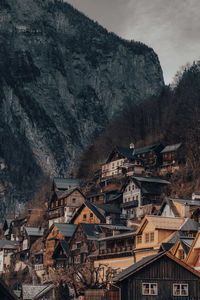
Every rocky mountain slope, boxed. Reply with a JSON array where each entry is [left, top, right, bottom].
[[0, 0, 164, 218]]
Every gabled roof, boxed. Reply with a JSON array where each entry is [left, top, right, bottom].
[[180, 218, 200, 232], [70, 202, 106, 224], [112, 251, 200, 283], [80, 223, 102, 240], [53, 177, 80, 190], [132, 175, 169, 185], [161, 143, 182, 153], [24, 227, 44, 237], [134, 143, 163, 155], [93, 203, 121, 214], [58, 188, 86, 200], [54, 224, 77, 238], [158, 198, 180, 217], [136, 216, 186, 235], [172, 237, 194, 256], [34, 284, 55, 299], [171, 198, 200, 206]]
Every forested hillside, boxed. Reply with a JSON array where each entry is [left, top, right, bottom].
[[78, 63, 200, 196]]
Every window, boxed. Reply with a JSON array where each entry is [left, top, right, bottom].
[[142, 283, 158, 295], [173, 284, 188, 296], [137, 235, 142, 244], [179, 249, 184, 260], [150, 232, 154, 242], [90, 213, 93, 219], [132, 185, 135, 190], [145, 233, 149, 243], [72, 198, 76, 203], [83, 214, 87, 220], [136, 195, 139, 201], [129, 186, 131, 191]]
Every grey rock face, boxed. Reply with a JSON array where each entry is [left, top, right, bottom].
[[0, 0, 164, 219]]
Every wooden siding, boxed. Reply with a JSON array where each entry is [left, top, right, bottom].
[[119, 255, 200, 300], [73, 206, 101, 225]]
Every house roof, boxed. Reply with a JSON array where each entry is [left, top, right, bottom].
[[132, 176, 169, 185], [34, 284, 55, 299], [22, 284, 53, 300], [136, 216, 186, 234], [116, 146, 143, 161], [52, 240, 69, 259], [171, 198, 200, 206], [54, 224, 77, 238], [24, 227, 44, 237], [158, 198, 180, 217], [99, 224, 133, 232], [161, 143, 182, 153], [180, 218, 200, 232], [93, 203, 121, 214], [134, 143, 162, 155], [112, 251, 200, 283], [0, 240, 19, 249], [80, 223, 102, 240], [58, 188, 85, 200], [0, 279, 18, 300], [185, 230, 200, 265], [53, 177, 80, 190]]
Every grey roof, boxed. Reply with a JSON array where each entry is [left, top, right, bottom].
[[34, 284, 55, 299], [161, 143, 182, 153], [179, 237, 194, 255], [158, 198, 179, 217], [58, 188, 84, 200], [13, 290, 21, 298], [113, 252, 162, 282], [81, 223, 102, 240], [116, 146, 143, 161], [54, 177, 80, 190], [93, 203, 121, 214], [170, 198, 200, 206], [54, 223, 77, 237], [180, 218, 200, 232], [0, 240, 19, 249], [133, 176, 170, 184], [85, 202, 105, 222], [99, 224, 133, 231], [22, 284, 50, 300], [24, 227, 44, 237], [134, 143, 162, 155]]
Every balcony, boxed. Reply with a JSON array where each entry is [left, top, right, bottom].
[[99, 245, 134, 255], [80, 245, 88, 253], [48, 207, 64, 219], [34, 264, 44, 271]]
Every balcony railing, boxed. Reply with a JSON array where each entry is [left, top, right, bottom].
[[34, 264, 44, 271], [99, 246, 134, 255]]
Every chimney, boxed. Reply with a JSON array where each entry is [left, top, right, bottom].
[[130, 143, 135, 156]]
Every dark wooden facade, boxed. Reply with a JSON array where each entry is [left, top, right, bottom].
[[115, 252, 200, 300]]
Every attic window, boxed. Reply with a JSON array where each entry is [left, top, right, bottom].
[[72, 198, 76, 203], [90, 213, 93, 219], [137, 235, 142, 244], [142, 283, 158, 295], [83, 214, 87, 220], [173, 284, 188, 296], [178, 249, 184, 260]]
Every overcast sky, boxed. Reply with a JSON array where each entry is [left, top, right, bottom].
[[65, 0, 200, 84]]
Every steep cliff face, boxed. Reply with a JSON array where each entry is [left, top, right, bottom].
[[0, 0, 164, 218]]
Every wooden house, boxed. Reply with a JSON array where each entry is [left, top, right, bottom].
[[158, 197, 200, 219], [86, 190, 122, 208], [171, 237, 194, 261], [185, 230, 200, 271], [2, 219, 14, 240], [92, 230, 136, 275], [121, 176, 169, 219], [113, 251, 200, 300], [134, 216, 187, 262], [48, 187, 86, 227], [70, 202, 121, 225], [0, 240, 19, 273], [43, 223, 76, 269], [159, 143, 183, 175], [22, 226, 44, 252], [101, 146, 145, 180], [68, 223, 102, 265]]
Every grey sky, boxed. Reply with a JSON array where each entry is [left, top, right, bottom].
[[65, 0, 200, 84]]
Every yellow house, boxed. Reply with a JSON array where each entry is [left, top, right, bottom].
[[185, 230, 200, 271], [134, 216, 186, 262]]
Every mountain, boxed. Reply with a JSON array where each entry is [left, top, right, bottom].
[[0, 0, 164, 219], [78, 63, 200, 197]]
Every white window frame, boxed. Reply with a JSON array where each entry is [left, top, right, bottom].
[[142, 283, 158, 295], [173, 283, 188, 296]]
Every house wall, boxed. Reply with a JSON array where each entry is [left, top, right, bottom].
[[135, 223, 159, 250], [102, 159, 125, 178], [122, 181, 141, 215], [161, 205, 175, 217], [73, 206, 101, 225], [119, 255, 200, 300]]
